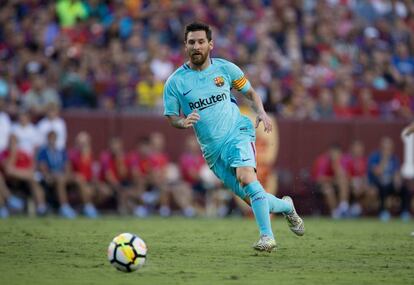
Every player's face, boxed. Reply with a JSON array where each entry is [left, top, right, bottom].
[[185, 31, 213, 66]]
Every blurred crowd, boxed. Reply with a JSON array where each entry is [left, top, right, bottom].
[[0, 0, 414, 118], [312, 137, 411, 221]]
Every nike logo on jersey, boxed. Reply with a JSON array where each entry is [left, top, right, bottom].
[[183, 89, 192, 96], [242, 158, 251, 162]]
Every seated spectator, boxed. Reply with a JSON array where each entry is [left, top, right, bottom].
[[22, 74, 60, 117], [0, 97, 11, 153], [179, 135, 210, 214], [368, 136, 411, 221], [126, 138, 150, 217], [0, 134, 46, 216], [312, 144, 350, 218], [99, 137, 136, 215], [0, 172, 25, 218], [37, 131, 98, 218], [11, 112, 39, 156], [68, 132, 109, 214], [145, 132, 195, 217], [37, 103, 67, 150], [179, 135, 231, 217], [344, 140, 377, 217]]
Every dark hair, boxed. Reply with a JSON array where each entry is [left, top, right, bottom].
[[184, 22, 212, 42]]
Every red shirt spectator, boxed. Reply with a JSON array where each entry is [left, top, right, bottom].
[[138, 152, 169, 176], [179, 152, 205, 185], [343, 140, 368, 178], [312, 152, 348, 181], [69, 149, 93, 182], [149, 152, 169, 170], [99, 151, 130, 183], [344, 154, 367, 178], [354, 88, 380, 117], [0, 149, 33, 170]]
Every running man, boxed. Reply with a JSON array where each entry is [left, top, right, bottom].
[[163, 22, 304, 252]]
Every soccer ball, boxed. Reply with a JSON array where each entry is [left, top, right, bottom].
[[107, 233, 147, 272]]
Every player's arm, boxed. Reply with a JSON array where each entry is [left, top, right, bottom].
[[244, 87, 273, 133], [166, 111, 200, 129], [226, 60, 272, 133], [163, 77, 200, 129]]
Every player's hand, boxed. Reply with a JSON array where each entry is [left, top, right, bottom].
[[255, 112, 272, 133], [183, 110, 200, 128]]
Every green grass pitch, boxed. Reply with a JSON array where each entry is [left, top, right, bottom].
[[0, 217, 413, 285]]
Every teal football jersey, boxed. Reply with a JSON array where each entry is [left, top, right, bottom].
[[163, 58, 252, 166]]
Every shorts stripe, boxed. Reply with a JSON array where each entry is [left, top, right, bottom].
[[250, 142, 256, 161]]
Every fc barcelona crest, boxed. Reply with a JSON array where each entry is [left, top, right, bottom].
[[214, 76, 225, 87]]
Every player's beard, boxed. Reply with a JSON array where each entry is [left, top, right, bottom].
[[190, 50, 208, 66]]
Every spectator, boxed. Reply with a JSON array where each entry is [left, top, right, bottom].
[[59, 60, 96, 108], [0, 97, 11, 153], [392, 43, 414, 77], [312, 144, 350, 218], [179, 135, 210, 214], [0, 172, 25, 218], [11, 112, 39, 156], [333, 85, 355, 119], [37, 131, 97, 218], [69, 131, 112, 210], [56, 0, 89, 28], [147, 132, 195, 217], [1, 134, 47, 216], [314, 87, 334, 119], [179, 135, 232, 217], [99, 137, 136, 215], [135, 72, 164, 109], [344, 140, 377, 217], [37, 103, 67, 150], [22, 74, 60, 117], [129, 136, 157, 217], [354, 87, 380, 117], [149, 45, 174, 82], [367, 136, 411, 221]]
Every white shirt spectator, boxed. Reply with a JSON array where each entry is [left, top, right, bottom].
[[12, 122, 39, 155], [37, 116, 67, 150], [0, 112, 11, 152], [150, 58, 174, 81]]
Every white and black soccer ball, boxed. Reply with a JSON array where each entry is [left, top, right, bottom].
[[107, 233, 147, 272]]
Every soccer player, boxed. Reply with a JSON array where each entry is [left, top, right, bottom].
[[163, 22, 304, 252]]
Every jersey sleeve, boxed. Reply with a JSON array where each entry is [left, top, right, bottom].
[[225, 61, 251, 94], [163, 77, 181, 116]]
